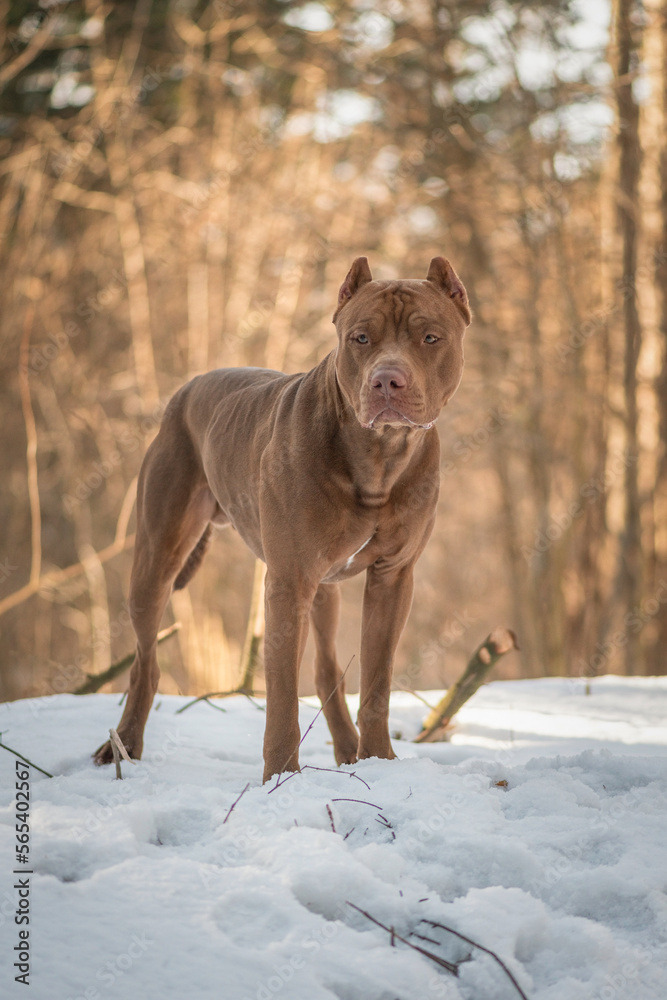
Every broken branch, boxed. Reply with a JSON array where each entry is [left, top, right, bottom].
[[0, 533, 135, 619], [0, 741, 53, 778], [222, 782, 250, 824], [73, 622, 181, 694], [420, 919, 530, 1000], [175, 685, 245, 714], [347, 903, 459, 975], [109, 728, 135, 780], [415, 627, 518, 743]]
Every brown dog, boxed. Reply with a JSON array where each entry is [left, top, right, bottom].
[[94, 256, 471, 781]]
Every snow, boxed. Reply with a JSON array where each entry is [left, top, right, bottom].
[[1, 676, 666, 1000]]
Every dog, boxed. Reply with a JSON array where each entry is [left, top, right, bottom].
[[94, 256, 471, 781]]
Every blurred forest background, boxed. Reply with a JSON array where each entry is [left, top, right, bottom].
[[1, 0, 666, 705]]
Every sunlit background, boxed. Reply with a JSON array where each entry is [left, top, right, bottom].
[[1, 0, 665, 703]]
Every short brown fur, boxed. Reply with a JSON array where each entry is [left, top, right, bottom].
[[94, 257, 471, 781]]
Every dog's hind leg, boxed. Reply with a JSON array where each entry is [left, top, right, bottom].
[[310, 583, 358, 765], [93, 424, 217, 765]]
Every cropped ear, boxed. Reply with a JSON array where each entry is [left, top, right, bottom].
[[426, 256, 472, 326], [333, 257, 373, 320]]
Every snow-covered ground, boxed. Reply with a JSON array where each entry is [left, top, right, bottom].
[[1, 676, 666, 1000]]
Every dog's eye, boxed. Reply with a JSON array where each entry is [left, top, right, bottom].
[[355, 333, 369, 344], [424, 334, 440, 344]]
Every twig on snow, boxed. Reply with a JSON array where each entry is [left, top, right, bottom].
[[398, 688, 437, 710], [0, 741, 53, 777], [175, 689, 242, 713], [201, 698, 228, 714], [347, 903, 459, 975], [374, 813, 396, 839], [109, 728, 135, 780], [222, 782, 251, 824], [109, 733, 122, 779], [242, 692, 265, 712], [176, 685, 266, 715], [420, 919, 530, 1000], [331, 797, 382, 809], [266, 768, 300, 793], [300, 765, 370, 790]]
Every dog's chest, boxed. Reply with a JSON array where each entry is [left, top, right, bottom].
[[343, 535, 373, 570]]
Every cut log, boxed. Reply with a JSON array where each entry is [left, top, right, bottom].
[[414, 627, 518, 743]]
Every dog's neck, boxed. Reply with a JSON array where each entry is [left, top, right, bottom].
[[312, 351, 434, 507]]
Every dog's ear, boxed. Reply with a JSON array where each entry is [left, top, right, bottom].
[[334, 257, 373, 319], [426, 257, 472, 326]]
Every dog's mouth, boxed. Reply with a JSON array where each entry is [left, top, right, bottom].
[[361, 406, 434, 430]]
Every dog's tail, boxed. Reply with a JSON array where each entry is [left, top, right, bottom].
[[173, 524, 212, 590]]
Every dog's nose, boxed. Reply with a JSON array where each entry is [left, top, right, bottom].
[[370, 366, 408, 394]]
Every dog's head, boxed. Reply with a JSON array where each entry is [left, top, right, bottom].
[[333, 257, 471, 430]]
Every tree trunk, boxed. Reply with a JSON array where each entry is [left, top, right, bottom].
[[615, 0, 644, 674], [650, 1, 667, 674]]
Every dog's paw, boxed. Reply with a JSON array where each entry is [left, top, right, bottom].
[[334, 747, 358, 766], [92, 741, 114, 766]]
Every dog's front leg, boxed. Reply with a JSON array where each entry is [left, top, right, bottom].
[[357, 562, 415, 761], [262, 573, 316, 783]]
